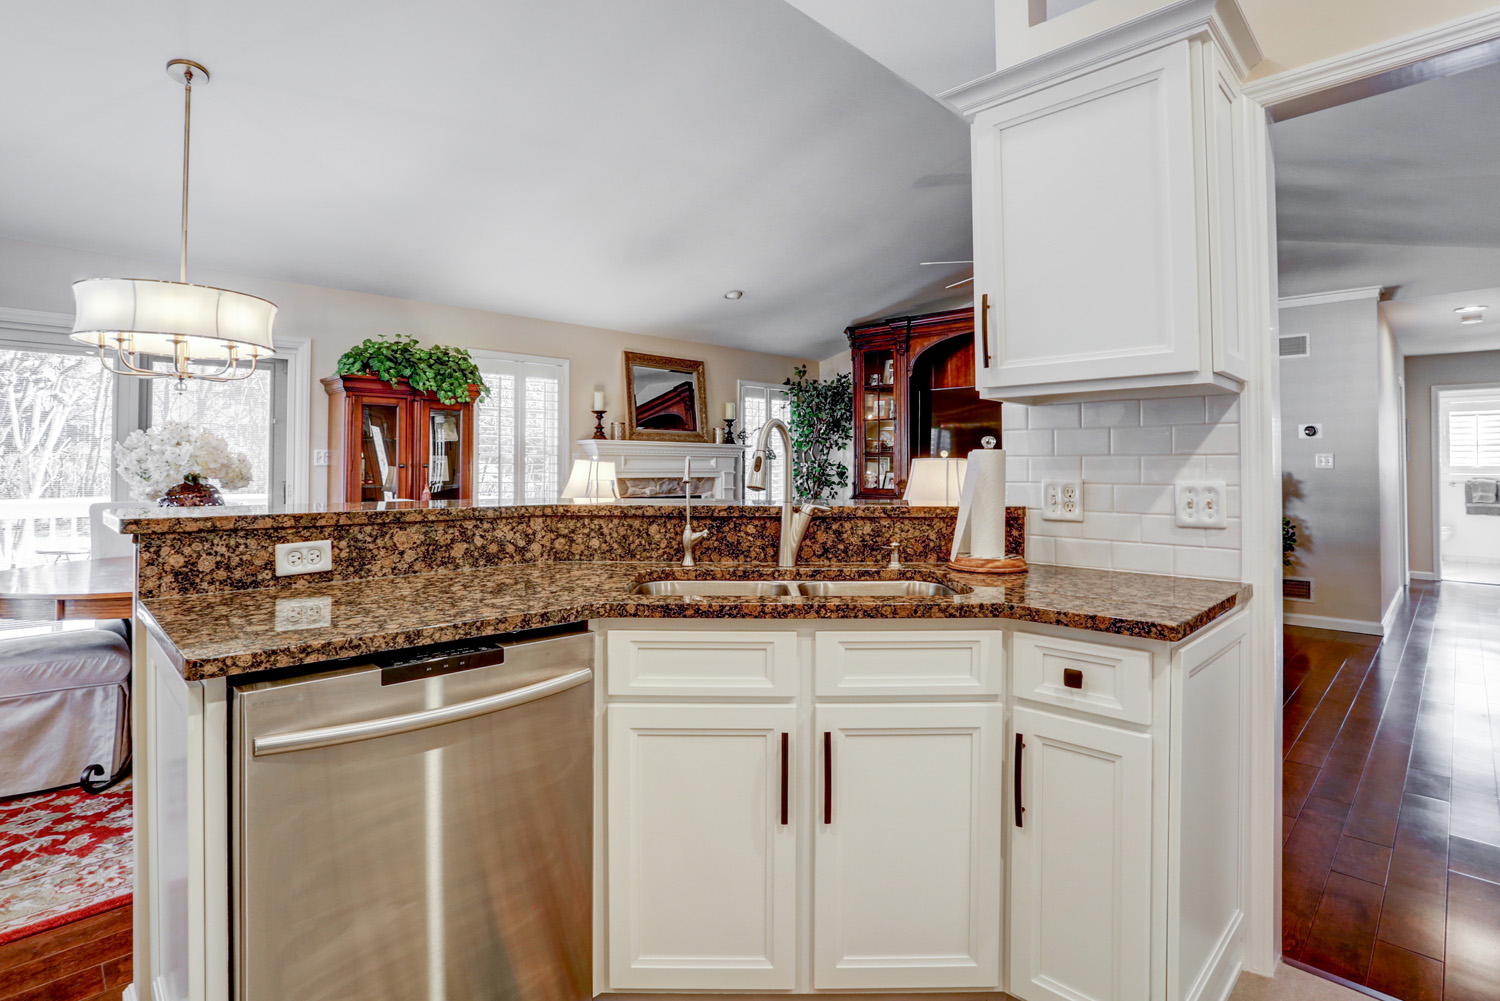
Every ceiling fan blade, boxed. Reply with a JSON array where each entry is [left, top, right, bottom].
[[919, 260, 974, 266], [945, 277, 975, 289]]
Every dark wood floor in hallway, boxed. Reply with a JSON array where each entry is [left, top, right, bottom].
[[1284, 580, 1500, 1001]]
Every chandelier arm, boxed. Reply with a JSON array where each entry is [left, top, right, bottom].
[[104, 342, 168, 378], [188, 350, 261, 383]]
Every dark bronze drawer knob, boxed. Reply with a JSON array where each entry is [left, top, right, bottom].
[[1063, 668, 1084, 690]]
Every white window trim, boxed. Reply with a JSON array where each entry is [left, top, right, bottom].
[[0, 306, 312, 505], [738, 378, 792, 504], [469, 348, 570, 503]]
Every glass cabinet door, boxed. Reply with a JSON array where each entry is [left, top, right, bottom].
[[425, 408, 464, 500], [360, 403, 404, 501]]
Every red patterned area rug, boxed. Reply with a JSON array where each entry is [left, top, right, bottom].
[[0, 779, 132, 946]]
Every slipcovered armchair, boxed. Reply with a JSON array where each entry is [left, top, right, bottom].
[[0, 629, 131, 798]]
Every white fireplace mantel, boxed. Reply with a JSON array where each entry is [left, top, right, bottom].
[[575, 439, 745, 501]]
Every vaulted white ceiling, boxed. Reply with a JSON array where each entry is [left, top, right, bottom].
[[0, 1, 975, 360]]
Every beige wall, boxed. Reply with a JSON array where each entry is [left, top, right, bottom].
[[0, 237, 809, 502], [1404, 350, 1500, 576], [997, 0, 1500, 79], [1376, 309, 1405, 618]]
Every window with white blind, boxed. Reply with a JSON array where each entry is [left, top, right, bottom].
[[474, 353, 568, 504], [1448, 409, 1500, 470], [739, 380, 791, 503]]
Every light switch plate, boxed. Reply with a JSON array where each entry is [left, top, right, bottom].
[[313, 449, 331, 467], [1315, 453, 1335, 469], [1175, 481, 1228, 528], [275, 596, 332, 631], [1041, 480, 1083, 522], [274, 540, 333, 577]]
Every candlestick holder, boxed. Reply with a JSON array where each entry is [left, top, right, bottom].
[[723, 418, 736, 442], [592, 410, 607, 440]]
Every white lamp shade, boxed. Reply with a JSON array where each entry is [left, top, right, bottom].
[[903, 457, 967, 506], [70, 278, 277, 360], [561, 459, 618, 503]]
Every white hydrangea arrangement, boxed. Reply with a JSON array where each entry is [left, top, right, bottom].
[[116, 422, 253, 501]]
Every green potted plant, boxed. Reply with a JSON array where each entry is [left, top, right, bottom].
[[336, 334, 489, 405], [782, 364, 855, 502]]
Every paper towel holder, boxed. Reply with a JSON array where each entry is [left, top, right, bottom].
[[948, 436, 1028, 575]]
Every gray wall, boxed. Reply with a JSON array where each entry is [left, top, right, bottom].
[[1405, 350, 1500, 576], [1279, 296, 1385, 626]]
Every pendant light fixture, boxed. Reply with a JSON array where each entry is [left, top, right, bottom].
[[70, 59, 277, 387]]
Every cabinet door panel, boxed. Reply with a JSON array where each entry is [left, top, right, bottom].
[[607, 705, 796, 991], [973, 42, 1199, 390], [814, 704, 1002, 990], [1010, 706, 1151, 1001]]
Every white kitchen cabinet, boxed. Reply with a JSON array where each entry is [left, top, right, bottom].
[[952, 2, 1258, 404], [813, 704, 1003, 990], [1009, 705, 1152, 1001], [606, 704, 797, 991]]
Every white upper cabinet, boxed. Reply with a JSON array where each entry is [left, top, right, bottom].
[[951, 1, 1260, 404]]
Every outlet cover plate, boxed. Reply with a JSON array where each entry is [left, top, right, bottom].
[[274, 539, 333, 577], [1175, 481, 1228, 529], [1315, 453, 1335, 469], [1041, 480, 1083, 522]]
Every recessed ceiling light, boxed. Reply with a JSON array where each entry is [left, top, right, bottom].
[[1462, 315, 1485, 325], [723, 290, 744, 300]]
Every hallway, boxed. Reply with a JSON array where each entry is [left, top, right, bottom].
[[1283, 580, 1500, 1000]]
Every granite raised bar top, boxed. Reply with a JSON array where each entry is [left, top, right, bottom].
[[139, 561, 1251, 680]]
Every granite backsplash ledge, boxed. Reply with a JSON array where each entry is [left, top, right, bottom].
[[120, 503, 1025, 600]]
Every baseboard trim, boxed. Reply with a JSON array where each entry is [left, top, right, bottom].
[[1381, 590, 1404, 634], [1410, 571, 1439, 582], [1184, 911, 1244, 1001], [1283, 612, 1384, 636]]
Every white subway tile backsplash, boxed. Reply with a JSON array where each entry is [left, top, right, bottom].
[[1028, 404, 1082, 429], [1110, 542, 1175, 574], [1082, 400, 1140, 428], [1141, 396, 1205, 425], [1083, 511, 1142, 542], [1055, 537, 1113, 567], [1113, 484, 1174, 515], [1205, 394, 1240, 422], [1055, 428, 1111, 455], [1005, 429, 1055, 456], [1173, 422, 1239, 455], [1082, 456, 1141, 483], [1174, 546, 1241, 581], [1111, 426, 1174, 455], [1004, 394, 1242, 580], [1140, 455, 1206, 484]]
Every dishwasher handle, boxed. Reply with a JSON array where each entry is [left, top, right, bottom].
[[251, 666, 592, 757]]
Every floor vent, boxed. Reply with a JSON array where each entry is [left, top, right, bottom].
[[1283, 576, 1314, 601], [1279, 333, 1310, 358]]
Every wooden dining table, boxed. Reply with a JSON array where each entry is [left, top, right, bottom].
[[0, 556, 135, 620]]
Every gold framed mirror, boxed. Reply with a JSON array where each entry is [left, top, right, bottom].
[[623, 351, 709, 442]]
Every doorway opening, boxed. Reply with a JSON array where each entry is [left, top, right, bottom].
[[1434, 385, 1500, 584]]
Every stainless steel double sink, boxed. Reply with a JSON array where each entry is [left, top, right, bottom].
[[631, 579, 958, 598]]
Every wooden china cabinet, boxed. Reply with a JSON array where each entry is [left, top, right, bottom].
[[847, 307, 1001, 500], [323, 374, 483, 504]]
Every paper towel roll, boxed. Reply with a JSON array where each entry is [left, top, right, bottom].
[[966, 445, 1008, 559]]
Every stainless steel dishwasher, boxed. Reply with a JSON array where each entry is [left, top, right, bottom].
[[231, 624, 593, 1001]]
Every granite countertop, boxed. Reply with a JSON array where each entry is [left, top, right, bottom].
[[138, 562, 1251, 680]]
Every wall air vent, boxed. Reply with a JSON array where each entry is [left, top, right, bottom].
[[1279, 333, 1310, 358], [1283, 577, 1314, 601]]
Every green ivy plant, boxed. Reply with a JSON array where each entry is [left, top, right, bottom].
[[783, 364, 854, 502], [336, 334, 490, 405]]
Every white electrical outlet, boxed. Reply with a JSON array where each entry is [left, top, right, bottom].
[[274, 539, 333, 577], [1175, 481, 1228, 529], [313, 449, 331, 467], [1041, 480, 1083, 522], [275, 596, 332, 631], [1315, 453, 1335, 469]]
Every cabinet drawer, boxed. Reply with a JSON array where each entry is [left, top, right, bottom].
[[607, 630, 798, 696], [1011, 632, 1152, 725], [814, 631, 1001, 697]]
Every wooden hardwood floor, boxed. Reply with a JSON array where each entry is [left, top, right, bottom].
[[0, 905, 131, 1001], [1284, 580, 1500, 1001]]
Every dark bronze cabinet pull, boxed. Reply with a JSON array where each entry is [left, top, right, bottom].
[[823, 731, 832, 825], [1014, 732, 1026, 828], [981, 293, 991, 367], [780, 732, 789, 826], [1063, 668, 1084, 690]]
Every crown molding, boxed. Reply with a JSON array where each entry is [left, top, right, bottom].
[[1243, 6, 1500, 117], [1277, 287, 1383, 309], [0, 306, 71, 332]]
